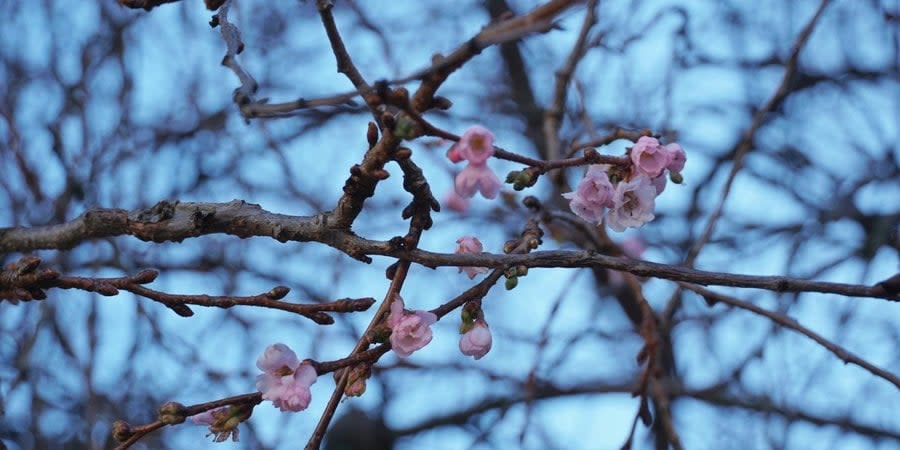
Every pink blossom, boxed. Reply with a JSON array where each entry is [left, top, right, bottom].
[[455, 236, 488, 279], [387, 295, 437, 357], [443, 190, 470, 213], [650, 174, 667, 195], [562, 165, 615, 223], [456, 125, 495, 165], [255, 344, 317, 412], [664, 143, 686, 172], [459, 319, 492, 360], [256, 343, 299, 374], [630, 136, 671, 178], [455, 163, 501, 199], [606, 175, 657, 232]]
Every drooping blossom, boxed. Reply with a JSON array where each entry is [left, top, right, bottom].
[[456, 125, 495, 164], [664, 142, 686, 172], [450, 126, 502, 200], [443, 190, 470, 213], [562, 164, 615, 222], [387, 295, 438, 357], [459, 319, 492, 360], [455, 163, 501, 199], [606, 175, 657, 232], [630, 136, 671, 178], [255, 343, 317, 412], [455, 236, 488, 279]]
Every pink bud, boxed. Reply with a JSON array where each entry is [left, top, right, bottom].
[[459, 319, 492, 360], [663, 143, 686, 173], [446, 146, 464, 163]]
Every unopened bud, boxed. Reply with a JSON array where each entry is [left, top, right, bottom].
[[111, 420, 134, 442], [267, 286, 290, 299], [158, 402, 188, 425]]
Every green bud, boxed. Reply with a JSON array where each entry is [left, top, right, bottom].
[[392, 114, 422, 140], [669, 171, 683, 184], [505, 276, 518, 290]]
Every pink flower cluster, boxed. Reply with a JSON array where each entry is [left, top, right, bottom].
[[563, 137, 685, 232], [387, 295, 438, 357], [447, 126, 502, 204], [255, 343, 317, 412], [455, 236, 488, 279]]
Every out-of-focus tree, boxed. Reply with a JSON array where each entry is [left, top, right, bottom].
[[0, 0, 897, 449]]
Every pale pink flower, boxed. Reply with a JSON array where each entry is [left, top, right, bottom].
[[387, 295, 437, 358], [459, 319, 492, 360], [255, 344, 317, 412], [606, 176, 657, 232], [256, 343, 299, 374], [455, 236, 488, 279], [455, 163, 501, 199], [456, 125, 495, 165], [443, 190, 470, 213], [562, 165, 615, 223], [650, 174, 667, 195], [664, 143, 686, 172], [631, 136, 671, 178]]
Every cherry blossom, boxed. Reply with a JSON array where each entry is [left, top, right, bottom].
[[255, 343, 317, 412], [456, 125, 495, 164], [630, 136, 671, 178], [562, 164, 615, 222], [455, 163, 501, 199], [606, 175, 657, 232], [387, 295, 437, 357], [455, 236, 488, 279]]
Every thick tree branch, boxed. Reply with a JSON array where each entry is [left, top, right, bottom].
[[3, 201, 896, 301]]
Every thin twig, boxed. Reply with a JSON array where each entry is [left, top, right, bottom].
[[681, 283, 900, 389], [685, 0, 833, 264]]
